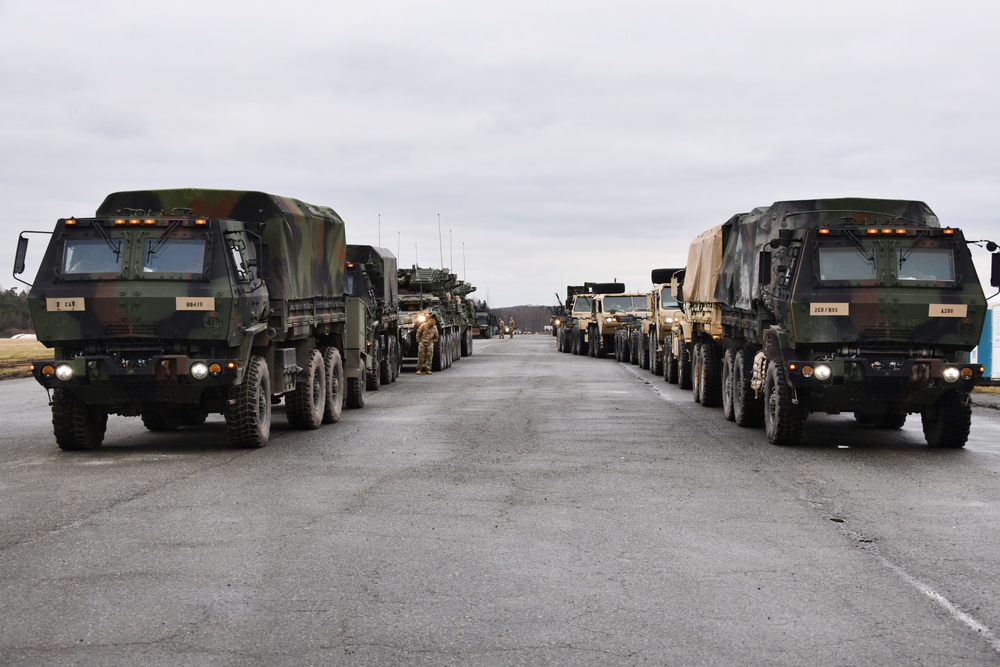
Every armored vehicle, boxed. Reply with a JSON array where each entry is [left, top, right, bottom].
[[472, 301, 495, 339], [588, 291, 648, 358], [13, 189, 354, 450], [687, 198, 999, 447], [344, 245, 400, 408], [396, 267, 468, 371]]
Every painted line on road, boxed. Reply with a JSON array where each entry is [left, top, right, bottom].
[[877, 553, 1000, 654]]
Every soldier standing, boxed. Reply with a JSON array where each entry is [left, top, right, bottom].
[[508, 316, 515, 338], [416, 315, 439, 374], [497, 315, 505, 339]]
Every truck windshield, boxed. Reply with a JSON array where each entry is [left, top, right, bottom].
[[817, 247, 877, 281], [603, 295, 647, 312], [897, 247, 955, 281], [62, 238, 122, 275], [143, 238, 207, 274], [572, 296, 592, 313], [659, 287, 678, 309]]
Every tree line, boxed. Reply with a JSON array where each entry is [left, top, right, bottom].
[[0, 287, 32, 337]]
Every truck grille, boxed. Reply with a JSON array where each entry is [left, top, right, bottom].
[[102, 323, 161, 338], [861, 327, 913, 341]]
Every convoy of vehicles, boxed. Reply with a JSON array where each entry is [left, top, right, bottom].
[[12, 188, 999, 452]]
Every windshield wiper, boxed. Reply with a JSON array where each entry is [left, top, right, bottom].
[[92, 221, 122, 262], [146, 220, 183, 262], [843, 229, 876, 267], [898, 230, 929, 268]]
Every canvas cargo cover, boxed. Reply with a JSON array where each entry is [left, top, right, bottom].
[[715, 198, 939, 311], [684, 224, 726, 304], [97, 189, 347, 303], [346, 245, 399, 304]]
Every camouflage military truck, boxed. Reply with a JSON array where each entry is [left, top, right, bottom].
[[396, 267, 466, 371], [698, 198, 999, 447], [344, 245, 400, 408], [588, 291, 648, 358], [12, 189, 354, 450]]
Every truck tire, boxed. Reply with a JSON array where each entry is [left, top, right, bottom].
[[461, 330, 472, 357], [225, 355, 271, 448], [721, 347, 736, 421], [875, 410, 907, 429], [733, 347, 763, 427], [141, 405, 182, 432], [631, 334, 640, 366], [366, 341, 381, 391], [652, 334, 664, 376], [665, 342, 678, 384], [921, 390, 971, 448], [639, 334, 649, 370], [379, 338, 393, 386], [691, 342, 702, 402], [432, 339, 443, 371], [347, 366, 366, 409], [677, 340, 692, 390], [52, 388, 107, 450], [322, 347, 344, 424], [287, 348, 326, 429], [698, 342, 722, 407], [573, 330, 583, 355], [763, 358, 805, 446]]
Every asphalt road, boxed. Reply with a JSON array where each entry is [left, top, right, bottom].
[[3, 335, 1000, 666]]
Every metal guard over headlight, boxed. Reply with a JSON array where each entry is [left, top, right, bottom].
[[943, 366, 961, 383]]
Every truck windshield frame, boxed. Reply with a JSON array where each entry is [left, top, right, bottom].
[[572, 296, 592, 313], [659, 286, 678, 309], [61, 237, 123, 276], [141, 237, 209, 276], [896, 246, 956, 283], [602, 295, 648, 313], [816, 245, 879, 283]]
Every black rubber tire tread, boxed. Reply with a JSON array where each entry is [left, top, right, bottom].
[[366, 340, 381, 391], [322, 347, 344, 423], [677, 340, 692, 390], [721, 347, 736, 421], [692, 342, 703, 403], [379, 338, 393, 386], [432, 338, 443, 371], [763, 358, 805, 446], [922, 390, 971, 448], [141, 406, 182, 432], [639, 334, 649, 370], [699, 342, 723, 408], [652, 333, 664, 376], [52, 389, 107, 450], [733, 347, 764, 427], [346, 366, 366, 409], [288, 349, 326, 429], [225, 355, 271, 448], [665, 342, 678, 384]]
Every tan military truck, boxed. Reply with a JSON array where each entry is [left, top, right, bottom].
[[639, 268, 683, 375], [562, 282, 624, 355], [588, 291, 649, 358]]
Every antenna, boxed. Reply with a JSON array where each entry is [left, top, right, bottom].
[[438, 214, 444, 268]]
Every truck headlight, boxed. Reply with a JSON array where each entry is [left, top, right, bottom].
[[190, 362, 209, 380], [813, 364, 832, 381], [605, 317, 614, 323], [943, 366, 961, 383], [55, 364, 74, 381]]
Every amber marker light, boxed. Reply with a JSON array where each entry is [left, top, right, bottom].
[[943, 228, 955, 235], [195, 219, 207, 226], [40, 365, 55, 377], [867, 228, 879, 235], [788, 362, 798, 372], [226, 361, 238, 370], [209, 363, 222, 376], [881, 228, 893, 235], [896, 228, 907, 235], [65, 218, 77, 226], [144, 219, 156, 225], [114, 219, 126, 225], [961, 367, 975, 379], [818, 228, 830, 235]]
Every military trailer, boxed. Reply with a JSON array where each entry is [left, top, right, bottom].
[[588, 291, 648, 358], [396, 267, 465, 371], [13, 189, 355, 450], [344, 245, 400, 408], [689, 198, 999, 447]]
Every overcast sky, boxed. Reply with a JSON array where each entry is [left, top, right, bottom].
[[2, 0, 999, 307]]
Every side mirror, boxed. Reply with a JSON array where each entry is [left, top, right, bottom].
[[13, 235, 28, 276], [758, 251, 772, 285], [992, 252, 1000, 288]]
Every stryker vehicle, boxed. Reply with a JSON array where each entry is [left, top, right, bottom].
[[552, 285, 583, 342], [686, 197, 1000, 447], [588, 291, 648, 358], [344, 245, 400, 408], [13, 189, 354, 450], [396, 267, 468, 371]]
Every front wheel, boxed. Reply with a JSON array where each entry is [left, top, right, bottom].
[[763, 358, 805, 446], [733, 347, 763, 427], [922, 390, 971, 448], [225, 355, 272, 448], [52, 389, 107, 451]]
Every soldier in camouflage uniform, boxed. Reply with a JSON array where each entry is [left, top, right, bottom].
[[416, 315, 439, 374], [508, 316, 515, 338]]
